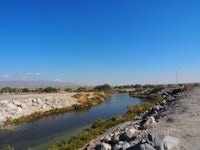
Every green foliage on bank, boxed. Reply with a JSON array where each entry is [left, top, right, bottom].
[[93, 84, 112, 93], [0, 87, 20, 93], [129, 91, 164, 102]]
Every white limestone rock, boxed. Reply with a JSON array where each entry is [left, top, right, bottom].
[[100, 142, 111, 150], [143, 117, 156, 128]]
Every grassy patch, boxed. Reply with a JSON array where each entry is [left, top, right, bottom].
[[73, 92, 111, 108]]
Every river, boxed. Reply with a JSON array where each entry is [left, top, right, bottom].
[[0, 93, 147, 150]]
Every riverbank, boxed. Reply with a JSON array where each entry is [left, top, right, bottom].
[[81, 87, 198, 150], [49, 87, 183, 149], [0, 92, 110, 127]]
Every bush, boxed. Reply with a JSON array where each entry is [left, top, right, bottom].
[[75, 87, 88, 92], [91, 119, 105, 129], [21, 88, 30, 93], [43, 87, 58, 93], [0, 87, 19, 93], [64, 88, 73, 92], [93, 84, 112, 93]]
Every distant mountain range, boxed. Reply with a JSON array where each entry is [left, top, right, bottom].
[[0, 80, 79, 87]]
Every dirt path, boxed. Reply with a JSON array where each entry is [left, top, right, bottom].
[[150, 88, 200, 150]]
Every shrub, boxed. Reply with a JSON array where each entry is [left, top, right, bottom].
[[64, 88, 73, 92], [0, 87, 19, 93], [91, 119, 105, 129], [75, 87, 87, 92], [43, 87, 58, 93], [93, 84, 112, 93], [21, 88, 30, 93]]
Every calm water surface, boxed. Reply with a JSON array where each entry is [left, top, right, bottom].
[[0, 93, 147, 149]]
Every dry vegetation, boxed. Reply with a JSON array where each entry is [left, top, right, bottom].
[[73, 92, 111, 106]]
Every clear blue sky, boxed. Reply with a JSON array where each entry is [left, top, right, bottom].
[[0, 0, 200, 85]]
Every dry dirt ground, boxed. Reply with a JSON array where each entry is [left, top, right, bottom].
[[150, 88, 200, 150]]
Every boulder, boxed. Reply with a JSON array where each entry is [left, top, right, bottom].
[[125, 128, 137, 139], [164, 136, 179, 150], [113, 144, 121, 150], [21, 103, 27, 109], [114, 131, 121, 136], [104, 135, 112, 143], [0, 113, 6, 122], [121, 142, 131, 150], [118, 141, 124, 145], [145, 134, 179, 150], [0, 100, 8, 106], [143, 117, 156, 128], [14, 107, 23, 117], [120, 127, 136, 141], [41, 105, 46, 110], [32, 99, 37, 103], [153, 105, 161, 111], [7, 103, 18, 110], [133, 124, 140, 130], [146, 134, 165, 149], [100, 142, 111, 150], [112, 135, 120, 143], [140, 143, 156, 150], [36, 98, 43, 105]]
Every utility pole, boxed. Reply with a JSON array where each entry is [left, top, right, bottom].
[[176, 70, 179, 87]]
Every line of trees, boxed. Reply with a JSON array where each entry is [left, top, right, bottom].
[[0, 84, 113, 94], [0, 87, 58, 93]]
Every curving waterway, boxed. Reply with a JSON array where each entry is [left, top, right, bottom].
[[0, 93, 148, 150]]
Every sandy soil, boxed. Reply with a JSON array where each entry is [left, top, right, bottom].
[[150, 88, 200, 150]]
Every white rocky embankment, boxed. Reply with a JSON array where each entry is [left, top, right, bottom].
[[0, 93, 79, 125]]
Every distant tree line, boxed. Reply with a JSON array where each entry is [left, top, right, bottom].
[[64, 84, 112, 93], [0, 87, 58, 94], [0, 84, 113, 94]]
